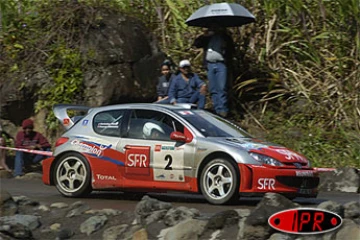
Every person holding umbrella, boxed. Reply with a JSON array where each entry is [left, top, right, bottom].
[[193, 26, 234, 117], [186, 2, 256, 117]]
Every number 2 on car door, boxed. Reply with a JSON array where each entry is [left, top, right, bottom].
[[153, 146, 184, 182], [165, 154, 172, 170]]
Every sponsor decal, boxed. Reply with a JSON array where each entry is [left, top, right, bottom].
[[97, 143, 112, 150], [296, 171, 314, 177], [71, 139, 103, 157], [155, 145, 161, 152], [125, 146, 150, 175], [97, 122, 118, 129], [127, 154, 147, 167], [172, 133, 186, 140], [211, 8, 228, 13], [197, 147, 207, 152], [153, 145, 185, 182], [156, 174, 165, 179], [162, 146, 175, 151], [268, 208, 342, 234], [257, 178, 275, 190], [275, 149, 307, 162], [82, 119, 89, 126], [63, 118, 70, 126], [96, 174, 116, 181], [178, 111, 194, 115]]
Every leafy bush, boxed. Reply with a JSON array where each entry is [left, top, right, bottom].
[[1, 0, 359, 167]]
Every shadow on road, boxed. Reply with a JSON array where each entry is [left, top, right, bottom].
[[88, 190, 325, 207]]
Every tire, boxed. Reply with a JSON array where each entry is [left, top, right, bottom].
[[54, 153, 92, 197], [200, 158, 239, 205]]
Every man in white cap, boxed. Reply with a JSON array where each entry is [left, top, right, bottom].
[[167, 59, 207, 109]]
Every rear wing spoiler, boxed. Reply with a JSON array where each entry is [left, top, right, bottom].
[[53, 104, 91, 130]]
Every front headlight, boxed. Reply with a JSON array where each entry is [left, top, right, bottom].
[[249, 152, 284, 166]]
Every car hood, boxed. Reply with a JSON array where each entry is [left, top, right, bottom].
[[209, 137, 308, 164]]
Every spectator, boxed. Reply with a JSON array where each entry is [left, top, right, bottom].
[[14, 119, 51, 178], [0, 125, 12, 172], [156, 60, 176, 104], [168, 59, 207, 109], [193, 26, 234, 117]]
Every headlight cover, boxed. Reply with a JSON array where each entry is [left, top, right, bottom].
[[249, 152, 284, 166]]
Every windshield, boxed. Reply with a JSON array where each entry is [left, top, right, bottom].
[[174, 110, 252, 138]]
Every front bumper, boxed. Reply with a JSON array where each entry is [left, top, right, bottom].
[[239, 164, 319, 196]]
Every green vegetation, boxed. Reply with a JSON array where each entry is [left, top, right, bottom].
[[1, 0, 359, 167]]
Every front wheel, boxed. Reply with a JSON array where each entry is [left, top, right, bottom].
[[200, 159, 239, 205], [54, 153, 92, 197]]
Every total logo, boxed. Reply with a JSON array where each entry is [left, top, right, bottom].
[[96, 174, 116, 181], [258, 178, 276, 190], [127, 154, 148, 167]]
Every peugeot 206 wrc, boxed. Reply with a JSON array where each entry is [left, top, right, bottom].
[[42, 103, 319, 205]]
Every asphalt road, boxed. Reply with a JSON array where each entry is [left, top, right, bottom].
[[1, 178, 359, 214]]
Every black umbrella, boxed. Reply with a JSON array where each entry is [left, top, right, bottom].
[[185, 2, 255, 28]]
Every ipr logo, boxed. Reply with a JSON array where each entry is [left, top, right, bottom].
[[268, 208, 342, 234]]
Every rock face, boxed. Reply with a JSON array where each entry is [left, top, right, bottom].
[[0, 189, 18, 216], [0, 5, 165, 131], [318, 167, 360, 193], [239, 193, 299, 240], [81, 10, 165, 107]]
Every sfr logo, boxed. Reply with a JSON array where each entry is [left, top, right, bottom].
[[127, 154, 147, 167], [257, 178, 275, 190]]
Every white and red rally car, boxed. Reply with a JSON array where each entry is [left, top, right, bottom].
[[42, 103, 319, 205]]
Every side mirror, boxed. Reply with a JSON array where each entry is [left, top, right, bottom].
[[170, 131, 187, 142]]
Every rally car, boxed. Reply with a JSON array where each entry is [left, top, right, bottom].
[[42, 103, 319, 205]]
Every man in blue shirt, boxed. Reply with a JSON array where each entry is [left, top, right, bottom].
[[193, 27, 234, 117], [168, 60, 207, 109]]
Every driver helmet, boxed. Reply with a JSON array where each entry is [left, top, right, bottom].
[[143, 122, 165, 138]]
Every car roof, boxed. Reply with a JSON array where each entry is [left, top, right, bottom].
[[90, 103, 195, 112]]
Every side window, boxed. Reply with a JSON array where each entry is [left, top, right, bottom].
[[127, 110, 184, 141], [163, 115, 184, 134], [93, 110, 125, 137]]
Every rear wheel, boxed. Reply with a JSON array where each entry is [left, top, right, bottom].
[[54, 153, 92, 197], [200, 159, 239, 205]]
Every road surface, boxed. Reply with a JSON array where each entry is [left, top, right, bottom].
[[1, 178, 359, 214]]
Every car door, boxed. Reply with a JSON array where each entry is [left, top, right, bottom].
[[118, 109, 194, 187], [90, 109, 127, 187]]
